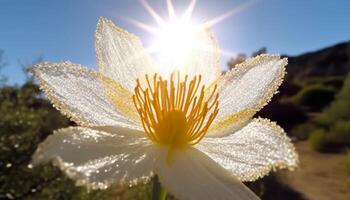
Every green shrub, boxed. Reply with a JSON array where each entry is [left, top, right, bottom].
[[311, 73, 350, 152], [318, 100, 350, 126], [308, 129, 330, 151], [292, 123, 317, 140], [291, 85, 335, 112], [344, 151, 350, 176], [302, 76, 344, 90], [318, 73, 350, 125], [330, 120, 350, 146]]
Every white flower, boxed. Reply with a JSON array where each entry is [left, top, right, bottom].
[[29, 17, 298, 200]]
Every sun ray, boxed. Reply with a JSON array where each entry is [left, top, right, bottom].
[[139, 0, 164, 25], [125, 17, 158, 34], [183, 0, 197, 20], [203, 0, 258, 28], [166, 0, 176, 20]]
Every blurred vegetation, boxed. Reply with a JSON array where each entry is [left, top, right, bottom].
[[227, 53, 246, 70], [308, 129, 329, 152], [284, 84, 335, 112], [0, 50, 8, 84], [345, 151, 350, 176], [227, 47, 267, 70], [302, 74, 350, 152], [292, 123, 317, 140], [317, 74, 350, 126]]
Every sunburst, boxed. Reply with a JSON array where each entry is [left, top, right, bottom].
[[127, 0, 257, 72]]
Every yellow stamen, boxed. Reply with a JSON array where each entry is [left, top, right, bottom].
[[133, 72, 219, 150]]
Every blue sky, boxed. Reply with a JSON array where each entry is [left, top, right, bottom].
[[1, 0, 350, 84]]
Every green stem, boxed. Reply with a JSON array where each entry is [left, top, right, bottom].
[[152, 175, 167, 200]]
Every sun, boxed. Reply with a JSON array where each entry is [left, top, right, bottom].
[[151, 17, 201, 70], [127, 0, 256, 75]]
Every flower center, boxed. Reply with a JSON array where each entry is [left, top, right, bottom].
[[133, 73, 219, 149]]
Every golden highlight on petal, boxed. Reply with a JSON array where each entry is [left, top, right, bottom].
[[100, 76, 140, 123], [208, 109, 255, 136], [133, 72, 219, 149]]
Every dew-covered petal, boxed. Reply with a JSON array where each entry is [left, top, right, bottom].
[[32, 126, 157, 189], [96, 17, 157, 92], [197, 118, 298, 182], [155, 148, 259, 200], [28, 62, 140, 128], [208, 54, 287, 136]]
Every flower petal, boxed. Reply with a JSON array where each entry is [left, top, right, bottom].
[[96, 17, 157, 92], [155, 148, 259, 200], [208, 54, 287, 136], [32, 126, 157, 189], [197, 118, 298, 182], [184, 29, 221, 85], [28, 62, 140, 129]]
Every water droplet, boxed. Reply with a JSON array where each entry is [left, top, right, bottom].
[[27, 164, 33, 169], [14, 144, 19, 148], [6, 163, 12, 168]]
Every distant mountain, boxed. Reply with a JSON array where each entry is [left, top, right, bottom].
[[285, 40, 350, 80]]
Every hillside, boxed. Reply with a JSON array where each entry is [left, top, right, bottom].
[[286, 40, 350, 80]]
